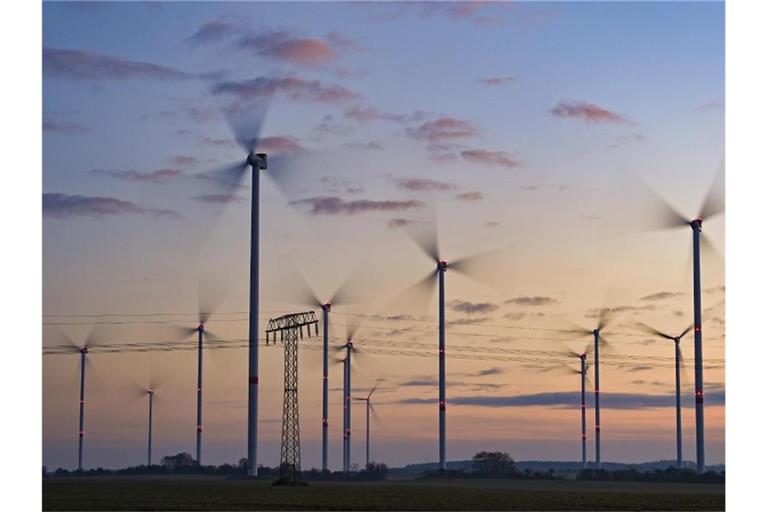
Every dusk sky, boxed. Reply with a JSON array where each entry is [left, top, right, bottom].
[[42, 1, 725, 471]]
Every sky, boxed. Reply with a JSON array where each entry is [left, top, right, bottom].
[[42, 1, 725, 471]]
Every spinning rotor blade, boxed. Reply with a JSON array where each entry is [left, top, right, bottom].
[[390, 270, 438, 316], [678, 323, 695, 340], [198, 275, 231, 325], [369, 402, 381, 422], [401, 213, 440, 263], [448, 245, 514, 291], [636, 323, 676, 341], [85, 323, 119, 349], [44, 326, 80, 352], [698, 163, 725, 221], [634, 178, 690, 231], [596, 308, 616, 331]]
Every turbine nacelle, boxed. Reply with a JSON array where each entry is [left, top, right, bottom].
[[198, 323, 205, 333], [437, 260, 448, 272], [322, 303, 332, 312], [690, 218, 703, 231], [247, 152, 267, 170]]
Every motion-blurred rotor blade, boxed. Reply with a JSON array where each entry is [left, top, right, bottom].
[[698, 163, 725, 221], [156, 324, 198, 341], [584, 343, 594, 356], [678, 344, 691, 386], [367, 380, 381, 400], [634, 177, 690, 231], [701, 233, 723, 261], [596, 308, 615, 331], [636, 323, 676, 340], [401, 213, 440, 263], [202, 328, 223, 345], [330, 264, 374, 307], [389, 270, 438, 315], [678, 323, 695, 339], [263, 150, 332, 201], [148, 368, 163, 392], [557, 318, 592, 337], [198, 275, 231, 325], [369, 402, 381, 422], [346, 318, 362, 343], [216, 94, 273, 155], [200, 160, 250, 194], [44, 326, 80, 352], [449, 245, 514, 291], [274, 261, 322, 308], [85, 323, 118, 349]]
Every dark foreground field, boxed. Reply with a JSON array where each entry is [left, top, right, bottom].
[[43, 476, 725, 511]]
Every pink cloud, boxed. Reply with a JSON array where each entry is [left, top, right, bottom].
[[291, 196, 425, 215], [460, 149, 520, 168], [43, 193, 180, 219], [406, 117, 478, 143], [43, 120, 89, 134], [212, 76, 361, 103], [455, 191, 483, 201], [256, 136, 303, 155], [90, 168, 183, 184], [345, 105, 428, 124], [395, 178, 457, 192], [478, 76, 515, 86], [237, 30, 357, 67], [186, 20, 238, 46], [550, 101, 628, 124]]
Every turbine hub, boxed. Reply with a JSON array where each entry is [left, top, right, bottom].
[[691, 218, 703, 231], [247, 152, 268, 170], [323, 303, 331, 312], [198, 323, 205, 332], [438, 260, 448, 271]]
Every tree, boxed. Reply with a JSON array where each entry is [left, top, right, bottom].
[[160, 452, 198, 470], [362, 462, 389, 480], [471, 451, 516, 477]]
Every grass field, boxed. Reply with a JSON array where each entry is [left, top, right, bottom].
[[43, 476, 725, 511]]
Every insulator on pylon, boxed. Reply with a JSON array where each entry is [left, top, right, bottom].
[[315, 323, 319, 336]]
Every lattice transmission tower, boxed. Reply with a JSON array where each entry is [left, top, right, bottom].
[[266, 311, 318, 484]]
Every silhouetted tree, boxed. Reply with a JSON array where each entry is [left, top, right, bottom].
[[160, 452, 198, 470], [472, 451, 516, 477]]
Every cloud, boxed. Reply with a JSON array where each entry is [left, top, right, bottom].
[[395, 177, 457, 192], [505, 296, 559, 307], [455, 191, 483, 201], [460, 149, 521, 168], [186, 20, 238, 46], [89, 168, 182, 184], [406, 117, 478, 143], [343, 141, 383, 151], [290, 196, 425, 215], [504, 312, 526, 321], [477, 76, 515, 86], [212, 76, 361, 103], [256, 136, 303, 155], [43, 47, 199, 81], [168, 155, 199, 167], [192, 194, 244, 204], [473, 367, 505, 377], [400, 390, 725, 410], [387, 218, 417, 229], [550, 101, 628, 124], [400, 377, 439, 387], [483, 221, 501, 228], [695, 100, 723, 111], [237, 30, 338, 66], [640, 291, 684, 302], [345, 105, 428, 124], [43, 193, 180, 219], [450, 300, 498, 315], [447, 317, 491, 326], [42, 120, 89, 134]]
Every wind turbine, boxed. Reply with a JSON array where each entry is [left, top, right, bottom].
[[198, 91, 333, 476], [164, 293, 224, 465], [282, 267, 369, 473], [641, 167, 724, 472], [45, 325, 111, 471], [334, 323, 364, 473], [136, 371, 163, 467], [637, 322, 693, 468], [399, 218, 510, 471], [566, 308, 615, 470], [353, 382, 380, 467]]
